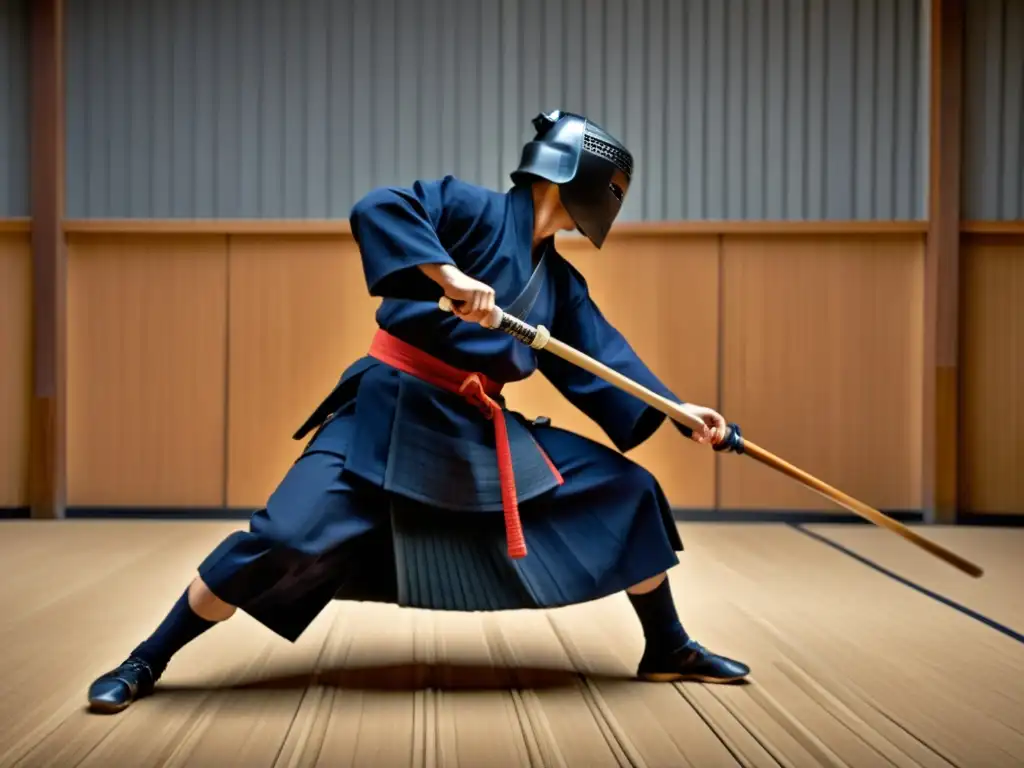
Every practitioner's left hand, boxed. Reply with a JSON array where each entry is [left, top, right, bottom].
[[680, 404, 728, 446]]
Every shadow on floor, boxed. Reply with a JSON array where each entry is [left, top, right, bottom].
[[155, 662, 752, 695], [157, 663, 622, 693]]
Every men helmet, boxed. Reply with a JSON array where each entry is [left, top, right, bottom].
[[511, 110, 633, 249]]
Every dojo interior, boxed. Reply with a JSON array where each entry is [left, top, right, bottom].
[[2, 0, 1023, 765]]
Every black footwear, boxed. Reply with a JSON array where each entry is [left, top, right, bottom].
[[637, 640, 750, 684], [87, 656, 158, 714]]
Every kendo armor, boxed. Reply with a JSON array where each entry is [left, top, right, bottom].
[[511, 110, 633, 249]]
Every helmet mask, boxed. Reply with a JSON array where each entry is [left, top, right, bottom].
[[510, 111, 633, 249]]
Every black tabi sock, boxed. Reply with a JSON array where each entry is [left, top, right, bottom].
[[627, 578, 691, 655], [130, 589, 217, 675]]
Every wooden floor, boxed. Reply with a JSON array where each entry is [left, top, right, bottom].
[[1, 521, 1022, 767]]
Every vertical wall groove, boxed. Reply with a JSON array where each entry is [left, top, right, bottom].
[[0, 0, 30, 217], [65, 0, 928, 221], [221, 233, 231, 508]]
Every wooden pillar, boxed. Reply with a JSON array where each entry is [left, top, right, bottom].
[[28, 0, 66, 519], [922, 0, 964, 525]]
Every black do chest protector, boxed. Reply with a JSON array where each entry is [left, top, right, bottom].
[[510, 110, 634, 249]]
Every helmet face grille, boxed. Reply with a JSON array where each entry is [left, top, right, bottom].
[[583, 132, 633, 179]]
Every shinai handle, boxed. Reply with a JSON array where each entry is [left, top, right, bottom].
[[437, 295, 985, 579], [437, 296, 706, 432]]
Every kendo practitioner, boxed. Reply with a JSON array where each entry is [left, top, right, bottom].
[[87, 110, 750, 714]]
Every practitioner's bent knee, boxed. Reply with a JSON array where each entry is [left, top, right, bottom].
[[188, 576, 237, 622]]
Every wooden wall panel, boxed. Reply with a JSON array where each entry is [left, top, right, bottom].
[[225, 236, 379, 508], [502, 235, 720, 509], [961, 235, 1024, 514], [0, 233, 32, 507], [58, 227, 939, 516], [718, 235, 925, 512], [66, 235, 228, 506]]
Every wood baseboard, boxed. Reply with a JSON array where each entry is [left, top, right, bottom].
[[671, 509, 925, 524], [4, 507, 1020, 527]]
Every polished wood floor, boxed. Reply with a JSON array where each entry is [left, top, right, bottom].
[[1, 521, 1022, 767]]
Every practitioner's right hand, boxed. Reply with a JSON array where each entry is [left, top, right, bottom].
[[431, 265, 497, 325]]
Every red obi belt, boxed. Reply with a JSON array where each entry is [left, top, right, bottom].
[[369, 329, 563, 559]]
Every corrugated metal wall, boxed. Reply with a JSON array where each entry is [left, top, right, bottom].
[[962, 0, 1024, 221], [0, 0, 30, 218], [65, 0, 927, 221]]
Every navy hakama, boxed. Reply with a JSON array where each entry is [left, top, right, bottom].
[[198, 176, 692, 643]]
